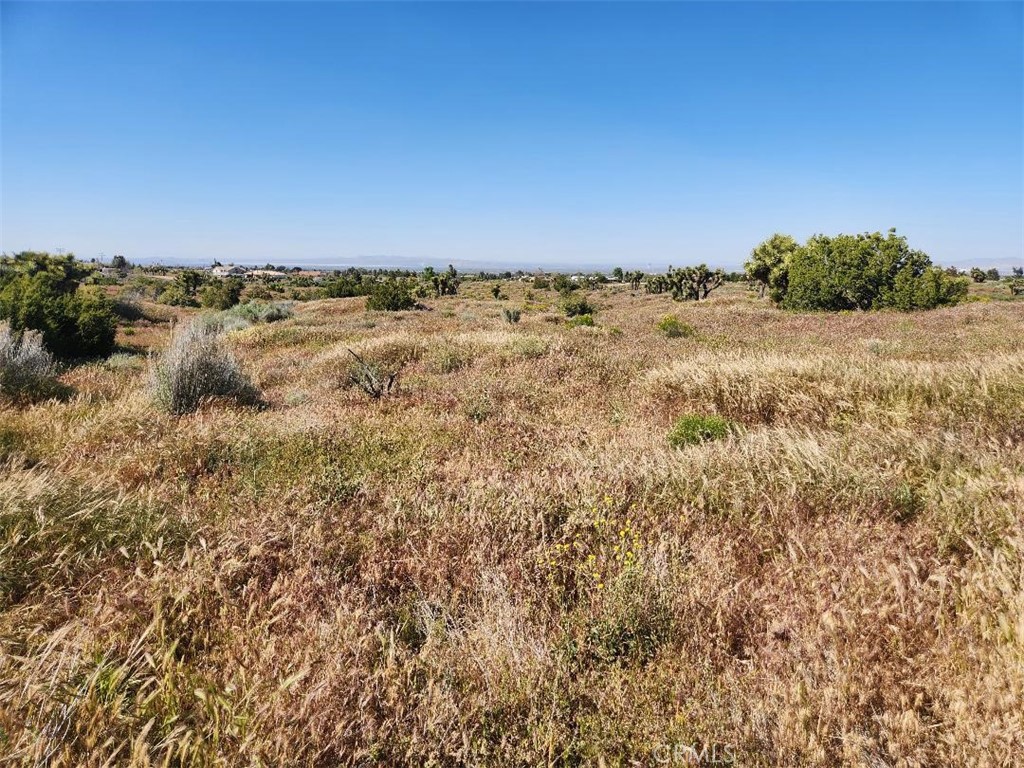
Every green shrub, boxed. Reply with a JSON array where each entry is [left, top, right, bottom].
[[0, 322, 61, 402], [366, 280, 415, 312], [199, 278, 244, 310], [567, 314, 595, 327], [502, 308, 522, 324], [149, 322, 261, 415], [657, 315, 695, 338], [0, 253, 118, 358], [551, 274, 577, 293], [562, 296, 595, 317], [668, 414, 733, 448]]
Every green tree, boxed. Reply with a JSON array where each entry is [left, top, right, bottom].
[[366, 280, 415, 311], [970, 268, 987, 283], [777, 230, 967, 312], [612, 267, 624, 282], [745, 233, 798, 300], [0, 252, 117, 358]]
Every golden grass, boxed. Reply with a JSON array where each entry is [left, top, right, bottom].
[[0, 282, 1021, 766]]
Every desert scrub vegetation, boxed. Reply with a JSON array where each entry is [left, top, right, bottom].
[[0, 283, 1021, 765], [149, 321, 261, 414], [0, 322, 62, 402], [202, 299, 295, 333], [561, 294, 595, 317], [657, 314, 696, 338]]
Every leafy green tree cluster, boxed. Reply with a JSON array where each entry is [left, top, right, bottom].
[[199, 278, 244, 310], [970, 268, 988, 283], [746, 230, 968, 311], [321, 274, 372, 298], [0, 252, 117, 358]]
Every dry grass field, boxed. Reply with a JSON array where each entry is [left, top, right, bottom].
[[1, 282, 1022, 766]]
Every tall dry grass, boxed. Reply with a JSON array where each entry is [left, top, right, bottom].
[[0, 283, 1021, 766]]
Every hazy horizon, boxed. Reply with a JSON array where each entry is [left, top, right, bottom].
[[3, 2, 1022, 271]]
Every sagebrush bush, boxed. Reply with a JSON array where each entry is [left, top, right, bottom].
[[502, 308, 522, 324], [230, 300, 294, 324], [668, 413, 733, 447], [0, 322, 58, 402], [149, 322, 261, 414], [657, 315, 695, 338]]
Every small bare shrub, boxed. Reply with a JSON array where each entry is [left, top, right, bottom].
[[347, 349, 398, 399], [149, 322, 261, 415]]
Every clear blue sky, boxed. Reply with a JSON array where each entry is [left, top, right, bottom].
[[2, 1, 1022, 271]]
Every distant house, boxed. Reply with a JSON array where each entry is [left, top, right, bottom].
[[212, 265, 247, 278], [247, 269, 288, 280]]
